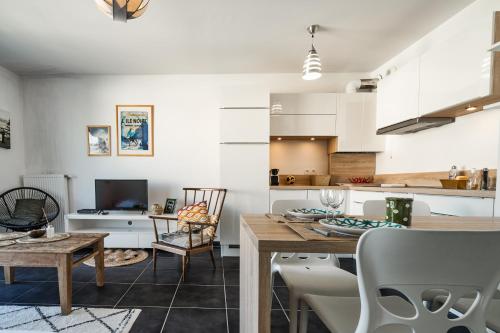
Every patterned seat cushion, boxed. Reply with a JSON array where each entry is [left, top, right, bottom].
[[159, 231, 211, 249]]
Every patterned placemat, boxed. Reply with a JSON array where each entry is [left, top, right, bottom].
[[16, 233, 71, 244], [286, 222, 359, 241], [0, 232, 28, 241], [0, 240, 15, 247]]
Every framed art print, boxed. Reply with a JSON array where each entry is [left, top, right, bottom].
[[87, 125, 111, 156], [0, 109, 11, 150], [116, 105, 154, 156]]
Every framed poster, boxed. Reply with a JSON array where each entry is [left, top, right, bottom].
[[0, 109, 11, 150], [116, 105, 154, 156], [87, 125, 111, 156]]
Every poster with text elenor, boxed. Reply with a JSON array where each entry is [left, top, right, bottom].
[[116, 105, 154, 156]]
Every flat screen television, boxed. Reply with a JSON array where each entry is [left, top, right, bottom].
[[95, 179, 148, 211]]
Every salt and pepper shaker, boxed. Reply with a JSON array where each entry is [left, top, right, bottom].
[[42, 208, 55, 238], [481, 168, 489, 191]]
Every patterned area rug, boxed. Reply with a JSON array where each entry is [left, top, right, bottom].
[[0, 306, 140, 332], [84, 249, 149, 268]]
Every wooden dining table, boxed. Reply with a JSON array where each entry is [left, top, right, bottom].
[[239, 214, 500, 333]]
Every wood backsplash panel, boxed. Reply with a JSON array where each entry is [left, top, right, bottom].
[[330, 153, 376, 183]]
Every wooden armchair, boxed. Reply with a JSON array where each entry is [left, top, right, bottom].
[[149, 187, 227, 279]]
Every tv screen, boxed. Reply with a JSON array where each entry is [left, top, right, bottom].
[[95, 179, 148, 211]]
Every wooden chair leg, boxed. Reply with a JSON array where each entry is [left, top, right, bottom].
[[152, 247, 157, 272], [181, 255, 186, 281], [210, 248, 216, 268]]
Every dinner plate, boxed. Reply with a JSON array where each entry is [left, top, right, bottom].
[[286, 208, 328, 219], [319, 217, 406, 235]]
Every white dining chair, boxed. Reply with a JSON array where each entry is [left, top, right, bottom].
[[271, 200, 359, 333], [299, 228, 500, 333], [363, 200, 431, 216]]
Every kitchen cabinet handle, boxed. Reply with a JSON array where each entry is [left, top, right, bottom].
[[353, 201, 364, 204], [430, 211, 456, 217]]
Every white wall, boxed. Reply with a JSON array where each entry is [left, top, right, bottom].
[[0, 66, 25, 193], [22, 73, 364, 211], [270, 140, 329, 175], [373, 0, 500, 174]]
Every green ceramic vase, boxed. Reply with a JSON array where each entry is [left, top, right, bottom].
[[385, 197, 413, 226]]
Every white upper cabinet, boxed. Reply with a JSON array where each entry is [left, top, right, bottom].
[[270, 93, 337, 115], [337, 93, 384, 152], [220, 108, 270, 143], [270, 93, 337, 136], [376, 58, 420, 130], [270, 114, 336, 136], [419, 10, 494, 115]]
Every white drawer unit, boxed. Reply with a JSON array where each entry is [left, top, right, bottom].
[[307, 190, 321, 201], [270, 114, 336, 136], [269, 190, 308, 212], [347, 190, 414, 215], [414, 194, 495, 217]]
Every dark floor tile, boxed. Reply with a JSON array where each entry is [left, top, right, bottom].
[[225, 285, 239, 308], [273, 287, 289, 310], [305, 311, 332, 333], [172, 284, 225, 308], [224, 269, 239, 286], [10, 281, 87, 305], [13, 267, 58, 282], [102, 267, 145, 283], [72, 265, 99, 282], [163, 308, 227, 333], [118, 283, 177, 307], [0, 282, 37, 302], [182, 267, 224, 285], [222, 256, 240, 270], [150, 257, 181, 270], [273, 273, 286, 287], [339, 258, 357, 275], [228, 309, 239, 332], [124, 306, 169, 333], [73, 283, 130, 306], [271, 309, 290, 333], [136, 269, 181, 285]]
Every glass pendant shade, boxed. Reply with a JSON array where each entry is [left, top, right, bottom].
[[302, 46, 322, 80], [95, 0, 150, 21]]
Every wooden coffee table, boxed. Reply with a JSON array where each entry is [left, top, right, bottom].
[[0, 232, 108, 315]]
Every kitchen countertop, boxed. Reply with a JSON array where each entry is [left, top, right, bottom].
[[269, 185, 496, 198]]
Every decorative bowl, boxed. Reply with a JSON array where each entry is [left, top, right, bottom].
[[348, 176, 374, 184]]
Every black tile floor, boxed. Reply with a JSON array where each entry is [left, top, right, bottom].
[[0, 248, 345, 332]]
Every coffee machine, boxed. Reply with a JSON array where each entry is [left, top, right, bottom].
[[270, 169, 280, 186]]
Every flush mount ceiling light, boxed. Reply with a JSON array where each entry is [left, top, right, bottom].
[[302, 25, 322, 81], [95, 0, 150, 22], [466, 105, 478, 112]]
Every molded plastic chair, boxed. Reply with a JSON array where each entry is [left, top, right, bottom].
[[299, 228, 500, 333], [363, 200, 431, 216], [271, 200, 358, 333]]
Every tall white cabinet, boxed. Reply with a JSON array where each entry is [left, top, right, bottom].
[[219, 86, 270, 255], [336, 93, 385, 152]]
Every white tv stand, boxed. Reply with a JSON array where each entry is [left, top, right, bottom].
[[65, 212, 177, 248]]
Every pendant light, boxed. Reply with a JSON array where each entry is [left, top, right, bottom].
[[302, 25, 322, 81], [95, 0, 150, 22]]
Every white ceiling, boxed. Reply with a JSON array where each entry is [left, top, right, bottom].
[[0, 0, 474, 75]]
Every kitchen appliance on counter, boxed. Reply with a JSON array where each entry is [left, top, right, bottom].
[[270, 168, 279, 186]]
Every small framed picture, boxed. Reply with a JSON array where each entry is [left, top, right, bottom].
[[87, 125, 111, 156], [116, 105, 154, 157], [0, 109, 11, 150], [164, 198, 177, 214]]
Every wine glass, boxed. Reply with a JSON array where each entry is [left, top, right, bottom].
[[319, 189, 331, 220], [326, 190, 345, 219]]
